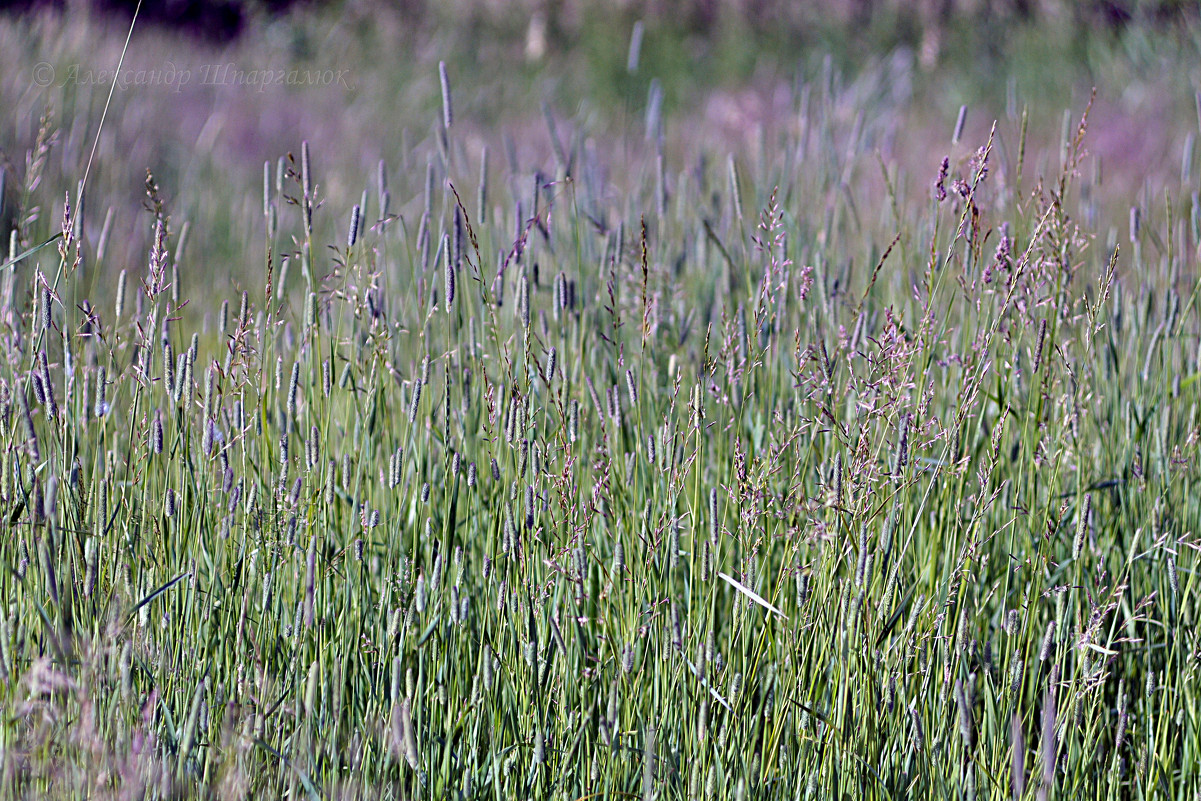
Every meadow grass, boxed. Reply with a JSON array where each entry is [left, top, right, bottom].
[[1, 13, 1201, 800]]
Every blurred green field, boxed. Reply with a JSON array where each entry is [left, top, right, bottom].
[[1, 2, 1200, 799]]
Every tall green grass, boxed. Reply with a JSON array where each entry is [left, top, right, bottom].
[[1, 58, 1199, 801]]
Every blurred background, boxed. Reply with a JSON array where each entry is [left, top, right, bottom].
[[1, 0, 1198, 295]]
